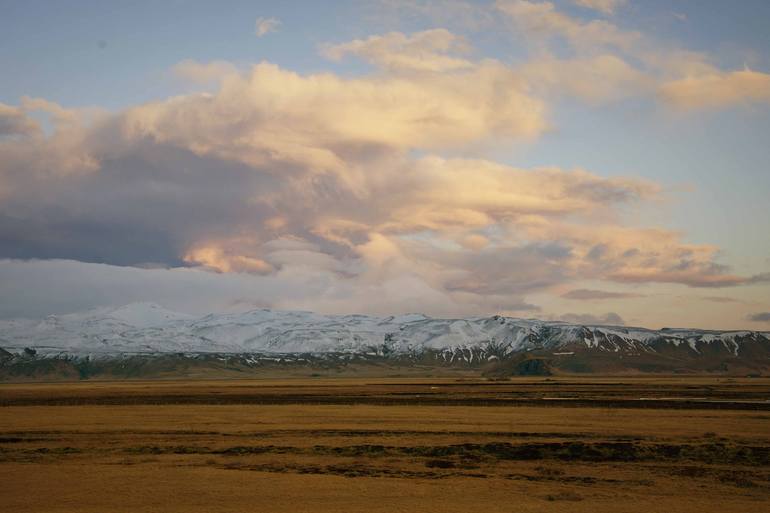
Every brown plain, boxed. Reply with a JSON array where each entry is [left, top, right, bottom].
[[1, 377, 768, 512]]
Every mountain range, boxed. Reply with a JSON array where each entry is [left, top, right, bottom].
[[1, 302, 768, 378]]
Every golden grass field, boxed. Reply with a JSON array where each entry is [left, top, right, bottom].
[[1, 377, 768, 512]]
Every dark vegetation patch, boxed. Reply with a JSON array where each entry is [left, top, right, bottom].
[[117, 441, 770, 465], [544, 491, 584, 502], [652, 464, 770, 489], [249, 429, 613, 440], [505, 472, 653, 486], [0, 446, 83, 463], [425, 459, 455, 469], [219, 462, 488, 479], [397, 442, 770, 465], [0, 437, 26, 443], [28, 447, 81, 454]]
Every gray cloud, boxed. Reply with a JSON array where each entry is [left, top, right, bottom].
[[441, 243, 573, 295], [749, 273, 770, 284], [558, 312, 625, 325], [562, 288, 642, 300], [701, 296, 741, 304], [747, 312, 770, 323], [0, 144, 281, 266], [0, 259, 536, 320]]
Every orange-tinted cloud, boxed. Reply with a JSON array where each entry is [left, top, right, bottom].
[[0, 27, 765, 317], [497, 1, 770, 110], [0, 102, 41, 138], [660, 69, 770, 110]]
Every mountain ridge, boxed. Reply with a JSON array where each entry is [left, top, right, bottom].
[[1, 303, 768, 365]]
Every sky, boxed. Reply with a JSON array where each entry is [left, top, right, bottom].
[[0, 0, 769, 329]]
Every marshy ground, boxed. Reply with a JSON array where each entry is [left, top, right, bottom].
[[0, 377, 768, 512]]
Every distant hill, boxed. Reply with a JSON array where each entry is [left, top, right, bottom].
[[1, 303, 768, 379]]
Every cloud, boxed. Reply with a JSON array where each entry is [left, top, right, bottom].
[[495, 1, 770, 110], [571, 0, 625, 16], [659, 69, 770, 110], [701, 296, 741, 304], [0, 103, 41, 138], [749, 273, 770, 285], [519, 53, 653, 103], [673, 12, 687, 23], [747, 312, 770, 323], [121, 59, 547, 160], [0, 30, 764, 319], [562, 288, 642, 300], [321, 29, 472, 72], [496, 0, 638, 52], [493, 2, 651, 104], [605, 252, 768, 287], [172, 59, 239, 85], [374, 3, 769, 112], [558, 312, 625, 325], [0, 98, 101, 186], [370, 1, 493, 31], [255, 17, 280, 37], [0, 258, 534, 319]]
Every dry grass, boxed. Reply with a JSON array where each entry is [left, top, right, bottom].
[[0, 377, 768, 512]]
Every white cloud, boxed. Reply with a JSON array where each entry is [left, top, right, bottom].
[[255, 16, 280, 37], [571, 0, 626, 16], [496, 0, 639, 52], [322, 29, 473, 72]]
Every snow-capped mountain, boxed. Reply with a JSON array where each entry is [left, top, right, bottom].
[[1, 303, 768, 363]]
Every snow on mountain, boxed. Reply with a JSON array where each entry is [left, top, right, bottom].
[[1, 304, 768, 359], [0, 303, 201, 354]]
